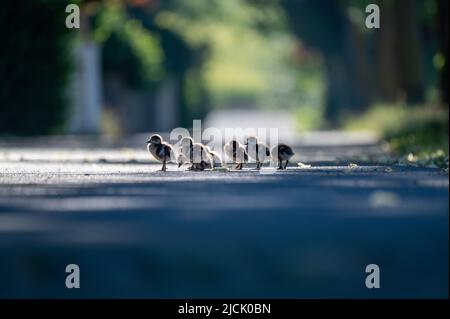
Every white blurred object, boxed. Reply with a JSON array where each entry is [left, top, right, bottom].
[[369, 191, 400, 208], [68, 40, 103, 133], [204, 109, 296, 146]]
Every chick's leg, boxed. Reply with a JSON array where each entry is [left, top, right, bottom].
[[161, 160, 167, 171], [284, 160, 289, 169]]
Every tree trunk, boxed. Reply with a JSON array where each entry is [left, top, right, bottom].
[[375, 0, 399, 101], [394, 0, 425, 104], [437, 0, 449, 104]]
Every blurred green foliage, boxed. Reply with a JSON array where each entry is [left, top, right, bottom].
[[386, 115, 449, 156], [0, 0, 447, 136], [94, 2, 164, 88], [0, 0, 75, 135], [345, 103, 449, 169], [155, 0, 325, 128], [280, 0, 448, 125], [93, 0, 209, 126]]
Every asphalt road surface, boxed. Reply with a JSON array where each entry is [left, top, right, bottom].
[[0, 133, 448, 298]]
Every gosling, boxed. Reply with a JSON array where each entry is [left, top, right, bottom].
[[224, 140, 248, 170], [191, 142, 213, 170], [177, 136, 194, 169], [146, 134, 175, 171], [271, 144, 295, 170], [177, 138, 213, 171], [205, 145, 223, 168], [245, 136, 270, 170]]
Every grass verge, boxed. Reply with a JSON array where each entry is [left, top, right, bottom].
[[345, 104, 449, 172]]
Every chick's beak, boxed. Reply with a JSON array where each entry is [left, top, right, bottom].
[[145, 140, 151, 144]]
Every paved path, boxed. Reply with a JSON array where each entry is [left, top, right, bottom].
[[0, 134, 448, 298]]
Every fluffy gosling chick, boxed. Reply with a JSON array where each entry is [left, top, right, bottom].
[[224, 140, 248, 170], [271, 144, 295, 169], [146, 134, 175, 171], [177, 136, 194, 168], [245, 136, 270, 170], [191, 142, 213, 171], [205, 145, 223, 168], [177, 153, 189, 168]]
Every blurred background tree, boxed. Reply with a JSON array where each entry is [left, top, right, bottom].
[[92, 0, 210, 131], [279, 0, 448, 124]]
